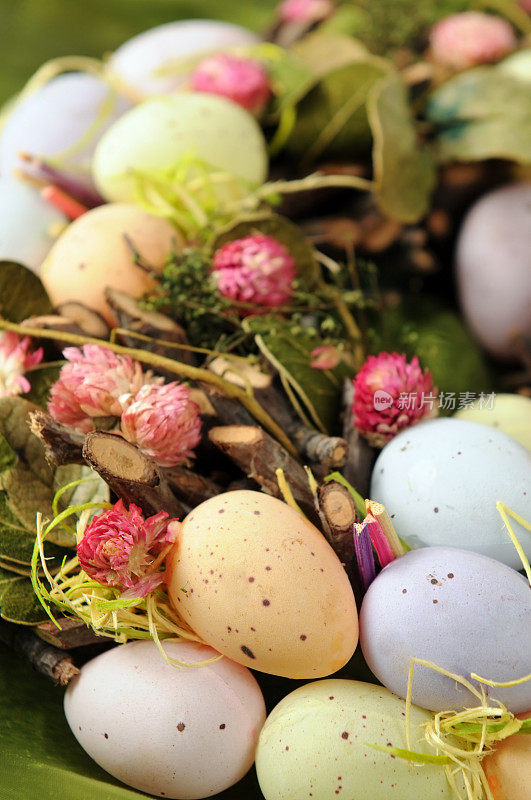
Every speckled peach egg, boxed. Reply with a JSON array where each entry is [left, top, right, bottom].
[[165, 490, 358, 679], [64, 639, 266, 799], [481, 712, 531, 800], [256, 679, 456, 800], [40, 203, 180, 324]]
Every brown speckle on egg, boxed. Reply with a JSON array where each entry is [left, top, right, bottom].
[[341, 731, 349, 740], [240, 645, 256, 659], [176, 723, 185, 732]]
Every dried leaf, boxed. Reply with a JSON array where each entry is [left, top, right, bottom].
[[0, 575, 48, 624], [250, 44, 315, 118], [426, 66, 531, 164], [0, 261, 52, 323], [0, 397, 53, 485], [0, 492, 69, 569], [25, 363, 62, 409], [368, 74, 436, 223], [0, 435, 16, 474], [212, 211, 321, 291], [292, 32, 371, 78], [54, 464, 110, 509]]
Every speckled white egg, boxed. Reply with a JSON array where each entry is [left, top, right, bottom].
[[64, 640, 266, 799], [456, 182, 531, 359], [360, 546, 531, 713], [455, 393, 531, 450], [107, 20, 259, 100], [0, 178, 66, 273], [370, 418, 531, 569], [0, 73, 130, 191], [256, 679, 456, 800]]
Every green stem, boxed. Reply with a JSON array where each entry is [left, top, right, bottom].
[[0, 318, 298, 458], [258, 172, 374, 200], [323, 287, 365, 369]]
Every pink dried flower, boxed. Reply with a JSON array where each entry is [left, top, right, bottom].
[[191, 54, 272, 116], [0, 332, 43, 398], [77, 499, 177, 596], [429, 12, 516, 69], [310, 345, 341, 370], [352, 352, 436, 447], [121, 382, 202, 468], [48, 345, 159, 433], [519, 0, 531, 12], [212, 235, 296, 309], [279, 0, 335, 25]]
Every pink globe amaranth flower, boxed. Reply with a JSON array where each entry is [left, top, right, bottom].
[[352, 352, 437, 448], [310, 345, 341, 370], [120, 382, 202, 468], [430, 12, 516, 69], [212, 235, 297, 309], [48, 345, 160, 433], [77, 499, 178, 596], [279, 0, 335, 25], [0, 332, 43, 398], [191, 54, 272, 116]]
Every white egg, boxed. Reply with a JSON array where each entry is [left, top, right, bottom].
[[107, 20, 259, 100], [455, 393, 531, 451], [64, 640, 266, 799], [0, 178, 66, 273], [0, 73, 131, 191], [370, 418, 531, 569], [360, 546, 531, 713], [456, 182, 531, 359]]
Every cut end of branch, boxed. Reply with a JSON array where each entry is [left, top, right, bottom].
[[83, 432, 158, 486]]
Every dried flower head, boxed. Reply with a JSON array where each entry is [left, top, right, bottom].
[[310, 344, 342, 371], [212, 234, 297, 309], [121, 382, 202, 467], [48, 345, 159, 433], [0, 332, 43, 398], [352, 352, 436, 447], [279, 0, 335, 25], [191, 54, 271, 116], [429, 12, 516, 69], [77, 499, 177, 597]]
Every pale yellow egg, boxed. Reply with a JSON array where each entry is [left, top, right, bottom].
[[166, 490, 358, 679]]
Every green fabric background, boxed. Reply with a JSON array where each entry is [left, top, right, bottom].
[[0, 0, 278, 103]]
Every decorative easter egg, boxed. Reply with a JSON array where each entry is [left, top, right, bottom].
[[64, 640, 266, 799], [359, 546, 531, 713], [481, 712, 531, 800], [256, 679, 455, 800], [0, 179, 66, 273], [40, 203, 179, 324], [92, 93, 268, 206], [456, 182, 531, 359], [0, 73, 130, 191], [108, 20, 259, 100], [455, 393, 531, 450], [165, 491, 358, 679], [370, 418, 531, 569], [499, 49, 531, 83]]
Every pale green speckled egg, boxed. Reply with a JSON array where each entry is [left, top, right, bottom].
[[256, 679, 455, 800], [455, 393, 531, 450]]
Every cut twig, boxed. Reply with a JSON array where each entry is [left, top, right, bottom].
[[83, 431, 186, 518], [317, 480, 358, 565], [162, 466, 222, 508], [35, 617, 102, 649], [342, 380, 376, 498], [56, 302, 110, 340], [30, 410, 85, 466], [208, 424, 317, 522], [0, 618, 79, 686]]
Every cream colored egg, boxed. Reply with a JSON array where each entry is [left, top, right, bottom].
[[481, 712, 531, 800], [166, 491, 358, 679], [455, 393, 531, 450], [64, 640, 266, 799], [40, 203, 180, 325], [256, 679, 456, 800]]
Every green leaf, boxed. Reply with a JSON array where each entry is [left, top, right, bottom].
[[212, 211, 321, 291], [25, 363, 62, 408], [0, 261, 53, 322], [250, 43, 315, 118], [0, 491, 71, 570], [0, 575, 48, 624], [243, 316, 347, 433], [0, 397, 53, 485], [0, 434, 17, 473], [368, 74, 436, 223], [426, 66, 531, 164], [291, 32, 372, 79], [54, 465, 110, 510]]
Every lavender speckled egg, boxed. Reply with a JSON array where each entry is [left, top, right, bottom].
[[360, 546, 531, 713], [370, 418, 531, 570], [64, 640, 266, 799]]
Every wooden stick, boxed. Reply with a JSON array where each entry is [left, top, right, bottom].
[[35, 617, 102, 649], [0, 618, 79, 686], [29, 410, 85, 466], [83, 431, 186, 519], [162, 466, 221, 508], [342, 380, 377, 498], [317, 481, 358, 565], [208, 424, 317, 522], [56, 302, 110, 340], [365, 499, 404, 557]]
